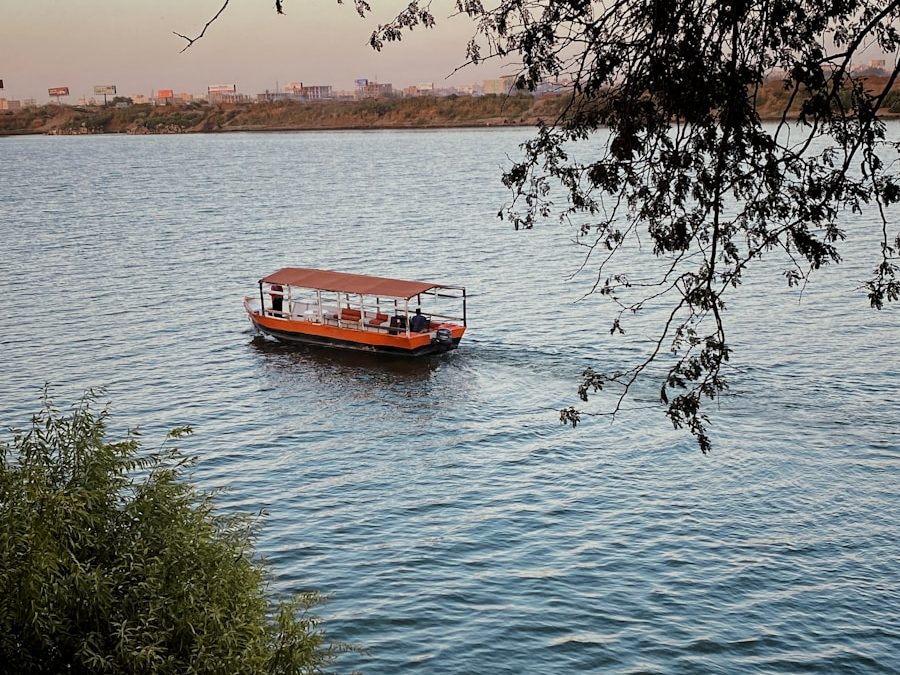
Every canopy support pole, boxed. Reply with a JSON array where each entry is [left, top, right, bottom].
[[463, 288, 467, 326], [258, 282, 265, 316]]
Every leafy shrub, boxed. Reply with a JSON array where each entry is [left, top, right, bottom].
[[0, 389, 344, 674]]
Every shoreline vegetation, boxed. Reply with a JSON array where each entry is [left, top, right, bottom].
[[3, 77, 900, 137], [0, 390, 344, 671], [0, 95, 567, 136]]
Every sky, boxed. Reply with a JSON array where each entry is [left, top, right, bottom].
[[1, 0, 508, 101]]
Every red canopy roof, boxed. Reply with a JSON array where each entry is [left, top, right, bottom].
[[260, 267, 448, 300]]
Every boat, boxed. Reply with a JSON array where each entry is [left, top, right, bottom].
[[244, 267, 467, 356]]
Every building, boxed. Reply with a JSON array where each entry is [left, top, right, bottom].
[[208, 85, 251, 105], [257, 91, 292, 103], [0, 98, 22, 111], [853, 59, 888, 76], [300, 85, 333, 100], [356, 80, 394, 99], [403, 83, 435, 97], [482, 75, 520, 95], [281, 82, 334, 101], [534, 79, 571, 96]]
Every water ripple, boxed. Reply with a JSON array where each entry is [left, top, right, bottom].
[[1, 129, 898, 673]]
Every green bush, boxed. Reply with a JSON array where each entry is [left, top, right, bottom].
[[0, 389, 344, 674]]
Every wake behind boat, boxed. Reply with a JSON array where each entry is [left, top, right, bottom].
[[244, 267, 467, 356]]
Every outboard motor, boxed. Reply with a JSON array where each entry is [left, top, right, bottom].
[[433, 327, 453, 349]]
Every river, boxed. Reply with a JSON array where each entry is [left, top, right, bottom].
[[1, 128, 898, 673]]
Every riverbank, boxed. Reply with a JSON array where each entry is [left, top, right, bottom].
[[0, 95, 568, 136], [3, 77, 898, 136]]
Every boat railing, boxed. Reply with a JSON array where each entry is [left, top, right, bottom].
[[424, 311, 464, 324], [263, 305, 463, 329], [256, 286, 466, 336]]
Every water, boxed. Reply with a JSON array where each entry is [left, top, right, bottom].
[[1, 129, 898, 673]]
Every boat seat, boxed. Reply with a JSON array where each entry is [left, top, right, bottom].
[[340, 308, 362, 323], [368, 312, 389, 327], [388, 315, 409, 335]]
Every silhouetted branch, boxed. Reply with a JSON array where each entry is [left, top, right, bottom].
[[174, 0, 231, 52], [175, 0, 286, 52]]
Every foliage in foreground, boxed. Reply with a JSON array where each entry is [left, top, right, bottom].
[[366, 0, 900, 452], [0, 389, 341, 674]]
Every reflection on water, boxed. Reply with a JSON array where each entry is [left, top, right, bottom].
[[248, 335, 446, 382], [246, 335, 468, 423]]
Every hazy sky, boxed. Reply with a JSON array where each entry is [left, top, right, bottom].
[[1, 0, 507, 101]]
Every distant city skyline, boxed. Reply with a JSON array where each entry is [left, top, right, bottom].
[[1, 1, 509, 102], [3, 2, 893, 104]]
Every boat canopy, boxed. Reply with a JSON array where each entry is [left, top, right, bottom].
[[260, 267, 452, 300]]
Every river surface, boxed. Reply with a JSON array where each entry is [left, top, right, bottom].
[[1, 128, 898, 673]]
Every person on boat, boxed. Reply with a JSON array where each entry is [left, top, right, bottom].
[[409, 307, 429, 332], [270, 284, 284, 314]]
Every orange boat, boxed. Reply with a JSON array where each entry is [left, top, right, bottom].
[[244, 267, 467, 356]]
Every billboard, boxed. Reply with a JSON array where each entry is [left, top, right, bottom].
[[157, 89, 174, 99], [48, 86, 69, 97], [93, 85, 116, 95], [355, 79, 368, 86], [208, 84, 236, 94], [0, 80, 4, 89]]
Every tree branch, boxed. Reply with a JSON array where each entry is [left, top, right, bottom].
[[173, 0, 231, 53], [175, 0, 287, 52]]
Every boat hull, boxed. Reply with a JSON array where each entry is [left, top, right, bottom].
[[255, 322, 461, 355], [245, 299, 465, 356]]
